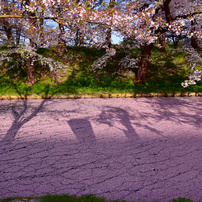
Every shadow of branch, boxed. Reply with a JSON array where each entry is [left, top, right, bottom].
[[96, 106, 141, 141], [0, 85, 51, 143]]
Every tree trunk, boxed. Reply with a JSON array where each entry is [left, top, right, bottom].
[[191, 34, 200, 50], [159, 32, 166, 52], [39, 11, 44, 47], [26, 57, 36, 86], [164, 0, 172, 24], [105, 0, 115, 49], [3, 19, 13, 41], [75, 29, 79, 46], [16, 27, 21, 45], [2, 0, 13, 43], [157, 0, 172, 52], [105, 29, 112, 49], [135, 43, 154, 84], [58, 24, 66, 47], [24, 0, 37, 86], [74, 0, 84, 47], [79, 32, 84, 46], [75, 29, 84, 46], [172, 32, 181, 47], [191, 20, 200, 50]]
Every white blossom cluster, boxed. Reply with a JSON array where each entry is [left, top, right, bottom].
[[182, 68, 201, 87], [118, 56, 139, 69], [0, 52, 12, 66], [91, 50, 115, 71], [24, 5, 37, 13], [0, 45, 67, 72], [181, 46, 202, 88], [91, 47, 139, 72]]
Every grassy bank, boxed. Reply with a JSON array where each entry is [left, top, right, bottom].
[[0, 45, 201, 96], [1, 194, 193, 202]]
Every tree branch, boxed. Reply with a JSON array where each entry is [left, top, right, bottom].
[[171, 11, 202, 21], [0, 15, 57, 20]]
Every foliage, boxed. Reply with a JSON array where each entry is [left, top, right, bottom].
[[0, 194, 194, 202], [172, 197, 193, 202], [0, 45, 201, 95], [180, 46, 202, 87]]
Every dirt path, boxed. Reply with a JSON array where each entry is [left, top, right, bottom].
[[0, 97, 202, 202]]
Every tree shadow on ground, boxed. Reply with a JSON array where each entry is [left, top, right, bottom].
[[0, 98, 202, 201], [95, 106, 163, 141], [0, 85, 51, 143], [97, 106, 140, 141], [141, 97, 202, 128]]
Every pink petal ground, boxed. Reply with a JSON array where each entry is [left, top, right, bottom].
[[0, 97, 201, 201]]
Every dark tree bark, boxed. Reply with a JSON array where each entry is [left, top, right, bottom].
[[171, 32, 181, 47], [135, 43, 154, 84], [3, 19, 13, 41], [164, 0, 172, 24], [191, 34, 200, 50], [15, 27, 21, 45], [191, 19, 200, 50], [157, 0, 172, 52], [2, 0, 13, 43]]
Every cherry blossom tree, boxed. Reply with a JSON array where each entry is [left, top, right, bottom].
[[0, 0, 201, 85], [117, 0, 201, 83]]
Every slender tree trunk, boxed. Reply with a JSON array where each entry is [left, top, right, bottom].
[[79, 31, 84, 46], [26, 57, 36, 86], [105, 29, 112, 49], [191, 20, 200, 50], [57, 23, 66, 56], [3, 20, 13, 41], [159, 32, 166, 52], [39, 11, 44, 47], [74, 0, 84, 47], [2, 0, 13, 43], [75, 29, 79, 46], [15, 0, 24, 45], [105, 0, 115, 49], [16, 27, 21, 45], [58, 24, 66, 47], [57, 4, 66, 52], [135, 43, 154, 84], [75, 29, 84, 46], [25, 0, 37, 86], [164, 0, 172, 24], [157, 0, 172, 52]]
